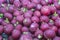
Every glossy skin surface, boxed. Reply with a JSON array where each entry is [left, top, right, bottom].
[[40, 23, 49, 31], [30, 22, 39, 32], [44, 29, 56, 39], [12, 29, 21, 39], [41, 6, 50, 15]]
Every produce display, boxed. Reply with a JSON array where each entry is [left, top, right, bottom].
[[0, 0, 60, 40]]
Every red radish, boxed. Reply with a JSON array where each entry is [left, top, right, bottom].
[[50, 26, 58, 32], [19, 34, 32, 40], [31, 16, 39, 23], [40, 16, 49, 22], [30, 22, 39, 32], [14, 0, 21, 7], [22, 26, 29, 32], [41, 6, 50, 15], [15, 24, 22, 31], [44, 29, 56, 39], [4, 13, 13, 20], [35, 29, 43, 39], [23, 18, 32, 26], [4, 24, 14, 34], [12, 29, 21, 39], [40, 22, 49, 31], [16, 15, 24, 23], [34, 10, 41, 17], [13, 10, 21, 16]]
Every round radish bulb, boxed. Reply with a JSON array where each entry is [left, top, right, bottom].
[[16, 15, 24, 23], [53, 36, 60, 40], [0, 25, 4, 34], [15, 24, 22, 31], [27, 2, 36, 9], [23, 18, 32, 26], [35, 30, 43, 39], [44, 29, 56, 39], [40, 16, 49, 22], [8, 5, 15, 13], [4, 24, 14, 34], [48, 19, 54, 26], [22, 26, 29, 32], [21, 0, 30, 6], [41, 6, 50, 15], [19, 11, 24, 15], [31, 16, 39, 23], [55, 18, 60, 27], [13, 10, 21, 16], [19, 34, 32, 40], [34, 10, 41, 17], [0, 7, 7, 13], [29, 22, 39, 32], [4, 13, 13, 20], [48, 22, 54, 26], [36, 4, 42, 10], [26, 10, 33, 15], [40, 23, 49, 31], [11, 18, 17, 24], [50, 26, 58, 32], [40, 0, 47, 6], [12, 29, 21, 39], [52, 14, 59, 21], [23, 32, 32, 37], [49, 6, 56, 13], [14, 0, 21, 7], [24, 11, 32, 18]]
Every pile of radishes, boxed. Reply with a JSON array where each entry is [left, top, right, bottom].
[[0, 0, 60, 40]]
